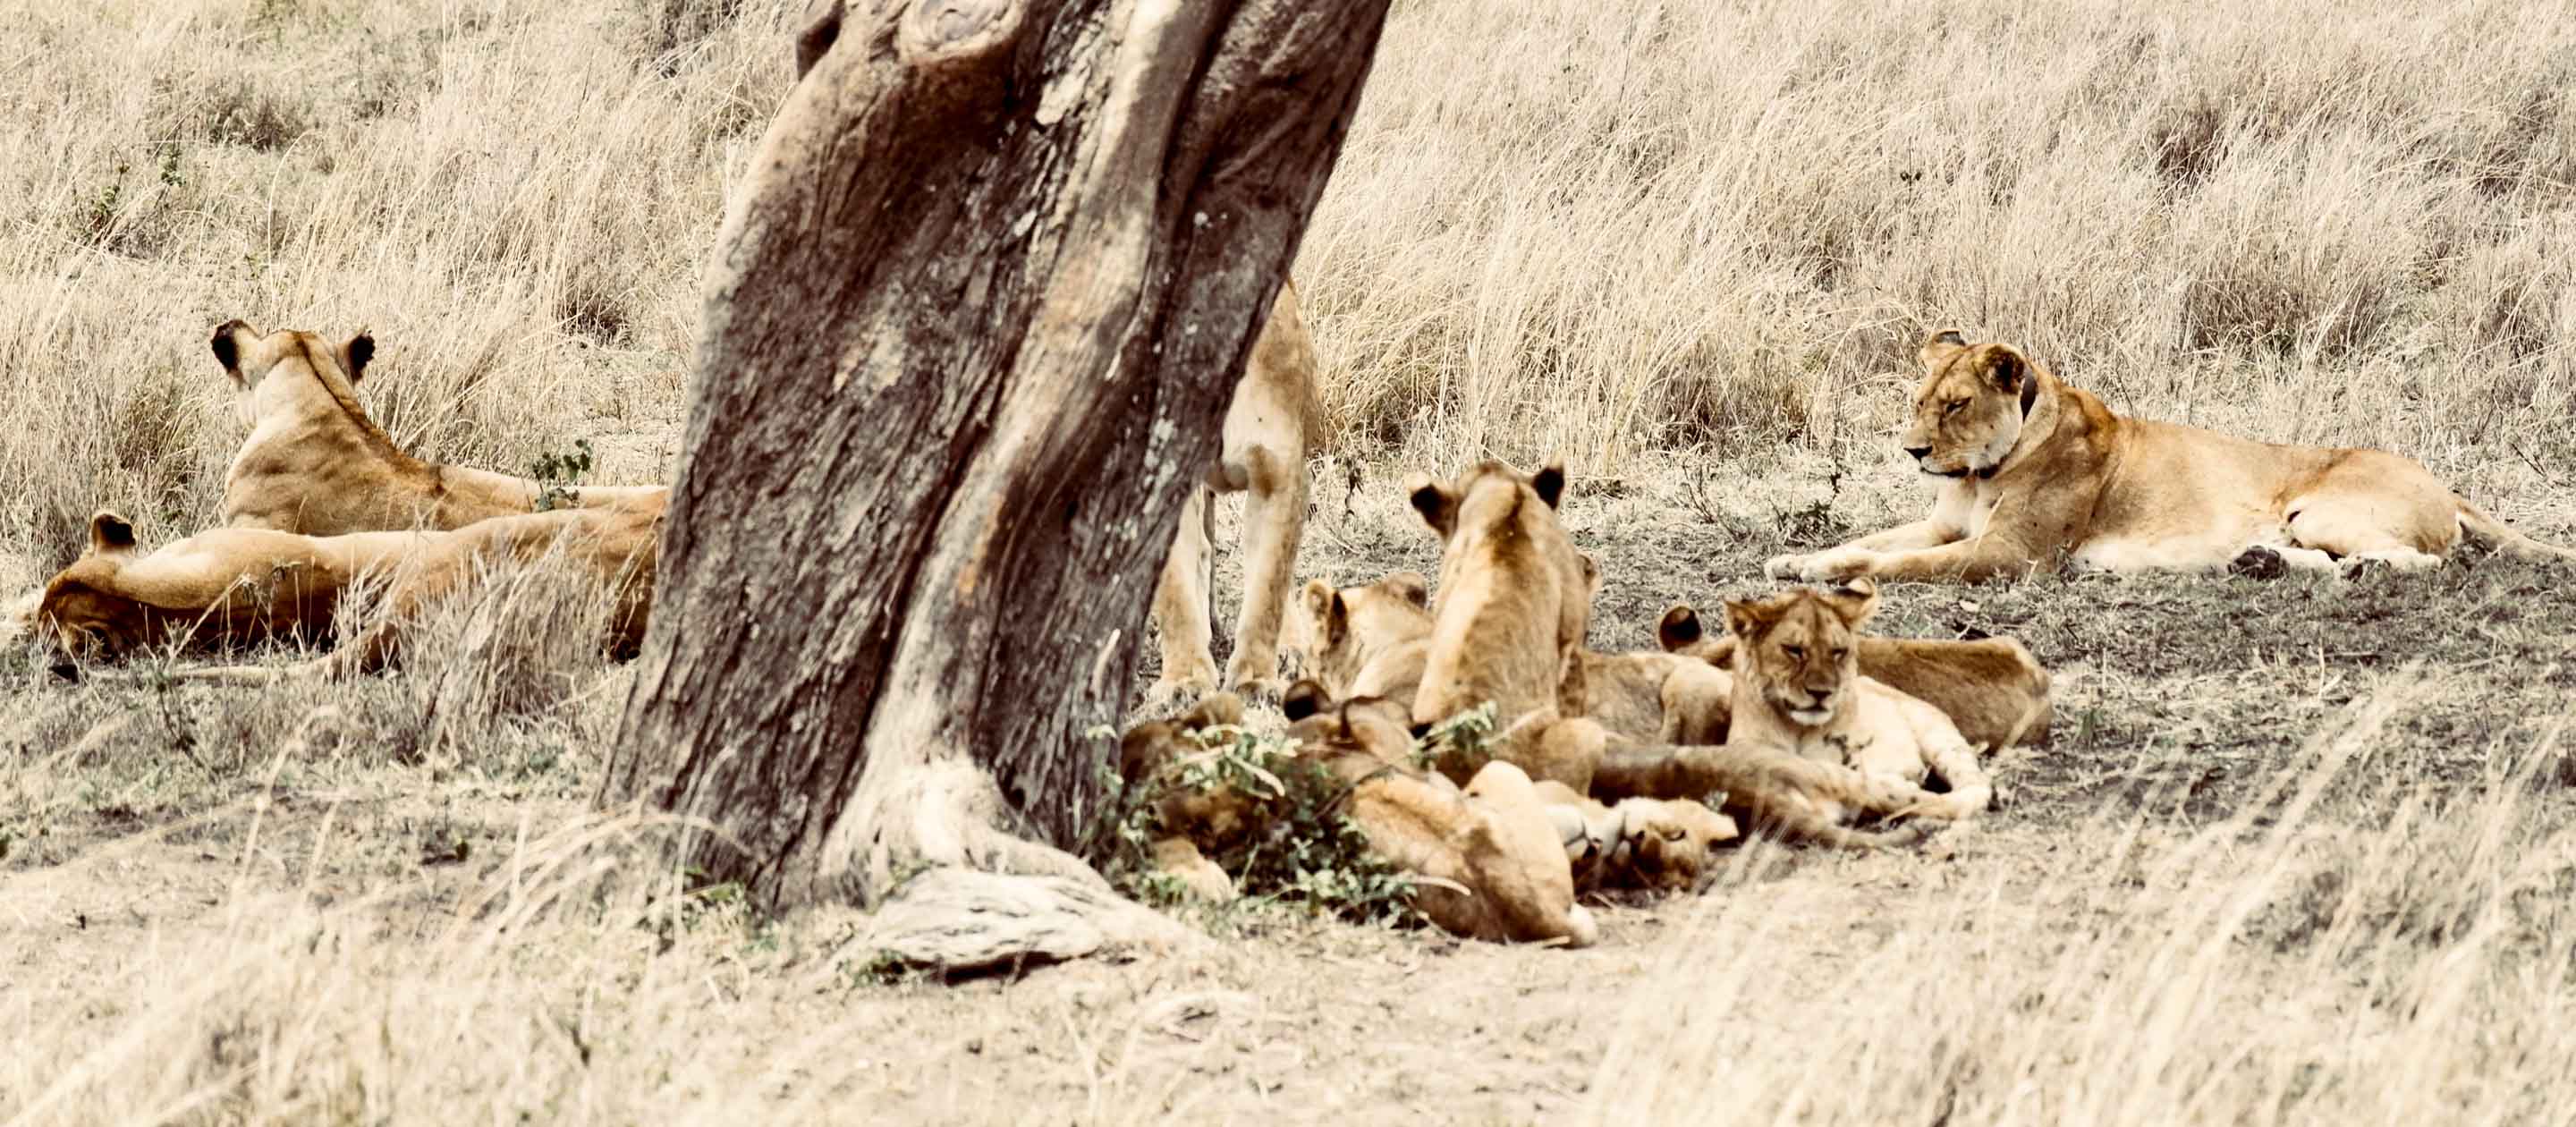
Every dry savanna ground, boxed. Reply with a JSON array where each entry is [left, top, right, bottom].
[[6, 0, 2576, 1123]]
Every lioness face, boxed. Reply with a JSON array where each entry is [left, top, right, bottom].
[[1901, 332, 2030, 479], [211, 319, 373, 404], [1724, 580, 1879, 727]]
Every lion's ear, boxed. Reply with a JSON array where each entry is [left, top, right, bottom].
[[1325, 590, 1351, 645], [1532, 458, 1567, 509], [339, 332, 375, 383], [210, 320, 247, 382], [1300, 578, 1333, 620], [1385, 571, 1429, 608], [1282, 679, 1330, 723], [1919, 328, 1968, 369], [1657, 605, 1703, 651], [88, 511, 138, 557], [1979, 344, 2025, 392], [1576, 552, 1599, 594], [1821, 578, 1881, 628], [1721, 598, 1770, 642], [1406, 473, 1455, 538]]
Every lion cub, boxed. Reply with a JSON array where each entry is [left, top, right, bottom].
[[1281, 682, 1598, 947], [1719, 580, 1993, 821]]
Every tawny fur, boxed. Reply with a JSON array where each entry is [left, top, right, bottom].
[[213, 319, 666, 536], [1767, 329, 2576, 582], [32, 496, 662, 680], [1147, 284, 1325, 703], [1717, 580, 1993, 822], [1657, 605, 2052, 750]]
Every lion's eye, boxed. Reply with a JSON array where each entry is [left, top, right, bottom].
[[1830, 648, 1850, 662], [1944, 399, 1966, 416], [1781, 645, 1805, 661]]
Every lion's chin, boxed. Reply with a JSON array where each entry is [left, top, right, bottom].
[[1785, 706, 1833, 726]]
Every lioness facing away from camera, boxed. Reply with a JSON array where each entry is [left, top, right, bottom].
[[213, 319, 666, 536], [1765, 330, 2576, 582], [1300, 563, 1727, 747]]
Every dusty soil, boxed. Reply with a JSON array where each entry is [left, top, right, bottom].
[[5, 454, 2573, 1123]]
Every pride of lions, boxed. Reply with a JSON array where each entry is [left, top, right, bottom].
[[12, 311, 2572, 950]]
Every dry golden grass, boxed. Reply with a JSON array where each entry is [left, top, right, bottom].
[[7, 0, 2576, 1123]]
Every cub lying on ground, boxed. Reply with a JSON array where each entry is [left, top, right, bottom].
[[1715, 580, 1993, 821], [1119, 686, 1598, 947], [1766, 329, 2576, 582], [1656, 605, 2052, 750]]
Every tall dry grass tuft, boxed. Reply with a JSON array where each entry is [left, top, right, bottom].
[[1581, 685, 2576, 1125], [1305, 0, 2576, 479], [0, 0, 801, 564]]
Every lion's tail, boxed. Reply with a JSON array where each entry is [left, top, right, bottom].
[[2456, 498, 2576, 564]]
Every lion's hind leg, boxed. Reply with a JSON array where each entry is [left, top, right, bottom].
[[2280, 468, 2458, 574], [1221, 443, 1307, 701]]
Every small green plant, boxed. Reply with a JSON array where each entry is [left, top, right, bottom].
[[1092, 721, 1424, 928], [1414, 701, 1497, 778], [529, 439, 595, 512]]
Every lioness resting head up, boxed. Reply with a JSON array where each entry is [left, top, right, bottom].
[[1765, 330, 2576, 583], [1657, 605, 2051, 750], [213, 319, 667, 536], [1403, 459, 1605, 791], [1717, 580, 1992, 821]]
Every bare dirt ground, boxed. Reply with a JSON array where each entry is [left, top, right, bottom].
[[11, 452, 2575, 1124]]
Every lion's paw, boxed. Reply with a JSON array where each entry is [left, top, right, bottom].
[[1761, 554, 1809, 580], [1140, 673, 1216, 714]]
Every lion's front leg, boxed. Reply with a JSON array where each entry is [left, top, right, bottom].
[[1765, 481, 1974, 580], [1771, 538, 2040, 584], [1222, 444, 1307, 702]]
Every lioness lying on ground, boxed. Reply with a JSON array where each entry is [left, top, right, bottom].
[[216, 310, 1317, 703], [30, 497, 661, 680], [1765, 330, 2576, 582], [1656, 605, 2052, 750], [1119, 686, 1599, 947], [1715, 580, 1992, 821]]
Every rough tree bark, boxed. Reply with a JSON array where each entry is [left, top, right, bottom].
[[604, 0, 1391, 965]]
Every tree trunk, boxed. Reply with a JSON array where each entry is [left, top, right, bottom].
[[603, 0, 1391, 965]]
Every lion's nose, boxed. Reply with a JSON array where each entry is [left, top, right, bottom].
[[48, 658, 80, 682], [1903, 445, 1932, 461]]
